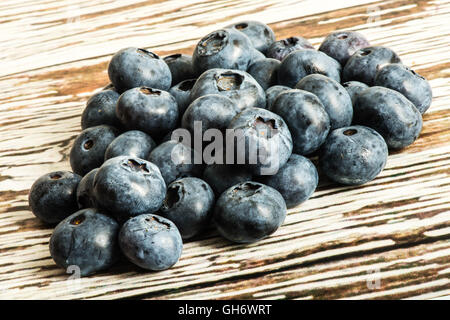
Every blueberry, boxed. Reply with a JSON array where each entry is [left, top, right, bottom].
[[116, 87, 178, 139], [319, 125, 388, 185], [50, 208, 119, 276], [70, 125, 119, 176], [249, 48, 266, 64], [247, 58, 280, 90], [342, 81, 369, 106], [259, 154, 318, 208], [319, 31, 370, 66], [374, 63, 432, 114], [227, 107, 292, 175], [265, 85, 291, 110], [119, 214, 182, 271], [226, 21, 275, 54], [158, 177, 215, 239], [148, 140, 203, 185], [343, 46, 401, 85], [270, 89, 330, 155], [29, 171, 81, 224], [278, 49, 341, 87], [76, 168, 99, 209], [295, 74, 353, 130], [169, 79, 197, 116], [163, 53, 196, 87], [190, 68, 265, 110], [93, 156, 166, 222], [203, 164, 253, 195], [353, 86, 422, 149], [182, 94, 240, 134], [213, 182, 286, 243], [266, 36, 314, 61], [104, 130, 156, 161], [108, 47, 171, 92], [81, 89, 121, 130], [193, 28, 254, 75]]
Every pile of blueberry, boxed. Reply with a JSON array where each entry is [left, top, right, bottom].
[[28, 21, 432, 276]]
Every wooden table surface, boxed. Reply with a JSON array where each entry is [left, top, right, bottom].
[[0, 0, 449, 300]]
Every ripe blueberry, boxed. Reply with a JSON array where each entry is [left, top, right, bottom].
[[108, 47, 171, 92], [353, 86, 422, 149], [93, 156, 166, 222], [374, 63, 432, 114], [69, 125, 119, 176], [119, 214, 183, 271], [296, 74, 353, 130], [213, 182, 286, 243], [319, 31, 370, 66], [50, 208, 120, 276], [29, 171, 81, 224], [278, 49, 341, 87], [270, 89, 330, 155], [319, 125, 388, 185], [104, 130, 156, 161]]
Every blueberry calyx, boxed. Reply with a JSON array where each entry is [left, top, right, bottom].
[[136, 48, 159, 59], [215, 72, 243, 91], [198, 31, 228, 56], [70, 214, 86, 226], [235, 23, 248, 30], [178, 79, 196, 91], [145, 215, 171, 229], [232, 182, 262, 198], [164, 53, 182, 62], [83, 139, 94, 150], [343, 128, 357, 136], [139, 87, 161, 95], [122, 159, 149, 173], [50, 173, 62, 180], [163, 184, 182, 209]]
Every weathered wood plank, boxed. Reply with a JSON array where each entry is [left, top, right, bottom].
[[0, 0, 449, 299]]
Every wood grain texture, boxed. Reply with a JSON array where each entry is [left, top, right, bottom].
[[0, 0, 449, 299]]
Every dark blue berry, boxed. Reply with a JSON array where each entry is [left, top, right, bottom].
[[213, 181, 286, 243], [227, 21, 275, 54], [265, 85, 291, 109], [227, 107, 292, 175], [148, 140, 203, 185], [343, 46, 401, 85], [76, 168, 99, 209], [278, 49, 341, 87], [119, 214, 182, 271], [247, 58, 280, 90], [104, 130, 156, 161], [163, 53, 196, 87], [81, 89, 121, 130], [295, 74, 353, 130], [270, 89, 330, 155], [29, 171, 81, 224], [319, 31, 370, 66], [259, 154, 318, 208], [266, 36, 314, 61], [190, 68, 265, 110], [50, 208, 120, 276], [169, 79, 196, 116], [158, 177, 215, 239], [116, 87, 178, 139], [108, 47, 171, 92], [93, 156, 166, 222], [193, 29, 254, 75], [182, 94, 240, 134], [353, 86, 422, 149], [202, 164, 253, 195], [374, 63, 432, 114], [70, 125, 119, 176], [319, 125, 388, 185]]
